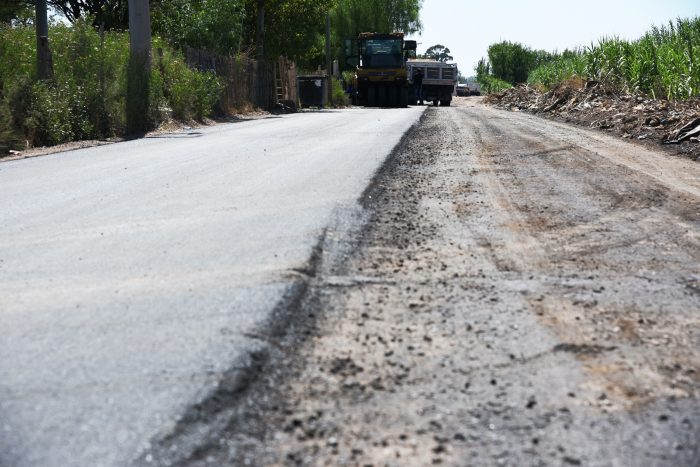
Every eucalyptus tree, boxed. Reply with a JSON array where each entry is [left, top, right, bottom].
[[330, 0, 422, 71], [425, 44, 453, 62], [242, 0, 333, 64]]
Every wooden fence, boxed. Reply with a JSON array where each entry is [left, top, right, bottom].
[[185, 48, 298, 113]]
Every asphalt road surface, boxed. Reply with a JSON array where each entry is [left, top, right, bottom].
[[140, 99, 699, 466], [0, 107, 423, 467]]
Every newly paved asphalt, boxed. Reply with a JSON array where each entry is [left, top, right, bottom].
[[0, 107, 423, 466]]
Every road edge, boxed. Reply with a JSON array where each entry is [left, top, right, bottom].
[[132, 109, 427, 466]]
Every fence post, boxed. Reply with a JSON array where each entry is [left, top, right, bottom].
[[325, 12, 332, 105]]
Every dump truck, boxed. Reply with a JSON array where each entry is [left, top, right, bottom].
[[407, 59, 459, 106], [346, 32, 417, 107]]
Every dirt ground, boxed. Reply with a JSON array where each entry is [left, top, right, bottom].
[[142, 98, 700, 467], [486, 82, 700, 162]]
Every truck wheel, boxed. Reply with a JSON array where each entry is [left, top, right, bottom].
[[367, 86, 377, 107], [441, 100, 451, 107], [433, 100, 439, 107], [400, 87, 409, 107], [393, 87, 402, 108], [378, 87, 388, 107], [387, 87, 398, 107]]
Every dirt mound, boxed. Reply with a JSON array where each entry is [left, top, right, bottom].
[[486, 81, 700, 161]]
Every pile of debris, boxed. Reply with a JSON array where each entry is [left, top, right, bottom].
[[486, 81, 700, 160]]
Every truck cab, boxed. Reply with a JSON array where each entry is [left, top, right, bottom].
[[346, 33, 416, 107]]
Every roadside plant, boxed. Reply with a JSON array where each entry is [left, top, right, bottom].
[[330, 77, 349, 107], [0, 20, 222, 149], [526, 16, 700, 100], [475, 57, 512, 94], [0, 97, 19, 153], [155, 42, 221, 121]]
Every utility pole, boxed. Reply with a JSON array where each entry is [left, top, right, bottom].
[[325, 12, 332, 105], [35, 0, 53, 80], [126, 0, 152, 134], [256, 0, 265, 61]]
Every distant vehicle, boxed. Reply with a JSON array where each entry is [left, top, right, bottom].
[[456, 82, 481, 97], [407, 59, 458, 106], [456, 83, 470, 97]]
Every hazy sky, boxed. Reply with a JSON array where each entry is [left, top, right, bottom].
[[408, 0, 700, 77]]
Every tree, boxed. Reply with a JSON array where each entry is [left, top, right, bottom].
[[150, 0, 246, 55], [331, 0, 423, 70], [424, 44, 452, 62], [332, 0, 422, 39], [1, 1, 34, 25], [255, 0, 263, 58], [150, 0, 332, 63], [476, 57, 490, 80], [47, 0, 129, 29], [485, 41, 552, 85], [242, 0, 333, 64]]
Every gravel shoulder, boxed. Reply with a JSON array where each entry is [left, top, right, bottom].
[[486, 83, 700, 162], [142, 98, 700, 466]]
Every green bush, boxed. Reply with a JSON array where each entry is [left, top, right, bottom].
[[26, 80, 74, 145], [475, 56, 513, 94], [0, 98, 19, 153], [0, 20, 221, 150], [155, 42, 221, 121], [330, 77, 349, 107], [191, 70, 221, 120]]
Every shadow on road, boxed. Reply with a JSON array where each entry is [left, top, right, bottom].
[[146, 132, 204, 139]]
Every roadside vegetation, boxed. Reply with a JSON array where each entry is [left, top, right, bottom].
[[477, 17, 700, 101], [529, 18, 700, 100], [0, 20, 219, 149], [0, 0, 422, 153]]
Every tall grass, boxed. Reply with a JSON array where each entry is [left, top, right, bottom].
[[528, 17, 700, 100], [0, 20, 221, 151]]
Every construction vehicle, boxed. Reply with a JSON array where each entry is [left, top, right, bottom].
[[345, 32, 417, 107], [456, 83, 470, 97], [456, 82, 481, 97], [407, 59, 458, 106]]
